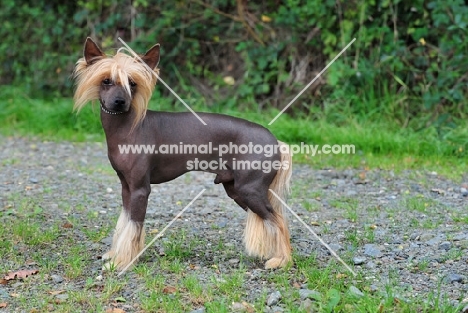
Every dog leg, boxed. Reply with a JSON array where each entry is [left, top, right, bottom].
[[222, 181, 248, 211], [103, 177, 149, 271], [240, 188, 292, 269]]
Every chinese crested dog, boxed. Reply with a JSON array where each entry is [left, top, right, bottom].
[[73, 38, 292, 270]]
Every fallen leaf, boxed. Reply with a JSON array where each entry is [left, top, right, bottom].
[[223, 76, 235, 86], [310, 221, 320, 226], [149, 229, 159, 234], [242, 301, 255, 313], [0, 279, 7, 285], [106, 308, 125, 313], [162, 286, 177, 294], [336, 273, 347, 279], [431, 188, 445, 195], [261, 15, 272, 22], [359, 172, 366, 180], [114, 296, 126, 303], [62, 222, 73, 228], [0, 302, 7, 308], [4, 269, 39, 281], [48, 290, 66, 296]]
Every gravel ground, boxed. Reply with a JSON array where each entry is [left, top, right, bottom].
[[0, 136, 468, 311]]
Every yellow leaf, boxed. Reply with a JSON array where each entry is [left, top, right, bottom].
[[223, 76, 235, 86], [261, 15, 272, 22], [419, 38, 426, 45], [336, 273, 347, 279]]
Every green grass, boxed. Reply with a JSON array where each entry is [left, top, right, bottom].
[[1, 85, 467, 180]]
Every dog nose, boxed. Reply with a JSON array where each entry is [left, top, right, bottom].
[[114, 98, 126, 108]]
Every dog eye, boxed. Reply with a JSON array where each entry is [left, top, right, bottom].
[[102, 78, 112, 85], [129, 81, 137, 87]]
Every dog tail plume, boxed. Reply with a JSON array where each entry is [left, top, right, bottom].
[[243, 140, 293, 268], [268, 141, 292, 216]]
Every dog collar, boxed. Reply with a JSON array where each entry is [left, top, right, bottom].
[[101, 104, 124, 115]]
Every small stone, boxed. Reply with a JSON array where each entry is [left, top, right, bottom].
[[51, 274, 64, 283], [426, 235, 444, 246], [300, 299, 314, 311], [419, 233, 433, 241], [12, 282, 22, 288], [270, 306, 284, 313], [353, 257, 366, 265], [444, 273, 464, 284], [106, 187, 113, 193], [370, 284, 379, 292], [454, 233, 468, 241], [217, 220, 227, 228], [439, 241, 452, 250], [189, 308, 205, 313], [266, 291, 281, 306], [29, 177, 38, 184], [231, 302, 245, 312], [366, 261, 376, 269], [96, 275, 103, 281], [228, 258, 240, 265], [299, 289, 321, 300], [55, 293, 69, 301], [0, 288, 10, 299], [461, 187, 468, 197], [348, 285, 364, 297], [364, 244, 382, 258], [200, 207, 214, 215], [101, 237, 113, 245], [328, 243, 342, 252]]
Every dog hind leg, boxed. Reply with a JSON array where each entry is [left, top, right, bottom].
[[240, 187, 291, 269]]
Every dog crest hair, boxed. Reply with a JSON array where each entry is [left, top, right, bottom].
[[73, 37, 160, 127]]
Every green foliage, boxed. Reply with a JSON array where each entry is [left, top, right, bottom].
[[0, 0, 467, 137]]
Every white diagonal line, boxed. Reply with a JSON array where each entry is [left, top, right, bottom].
[[117, 38, 207, 126], [268, 38, 356, 125], [269, 189, 357, 277], [117, 188, 206, 276]]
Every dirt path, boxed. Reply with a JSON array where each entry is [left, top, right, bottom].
[[0, 136, 467, 312]]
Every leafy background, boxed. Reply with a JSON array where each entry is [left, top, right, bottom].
[[0, 0, 467, 156]]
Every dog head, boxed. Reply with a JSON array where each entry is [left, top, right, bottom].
[[73, 38, 160, 127]]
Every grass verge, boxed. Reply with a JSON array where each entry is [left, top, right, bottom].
[[1, 87, 467, 180]]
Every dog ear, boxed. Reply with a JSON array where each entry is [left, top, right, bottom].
[[84, 37, 105, 65], [141, 44, 160, 70]]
